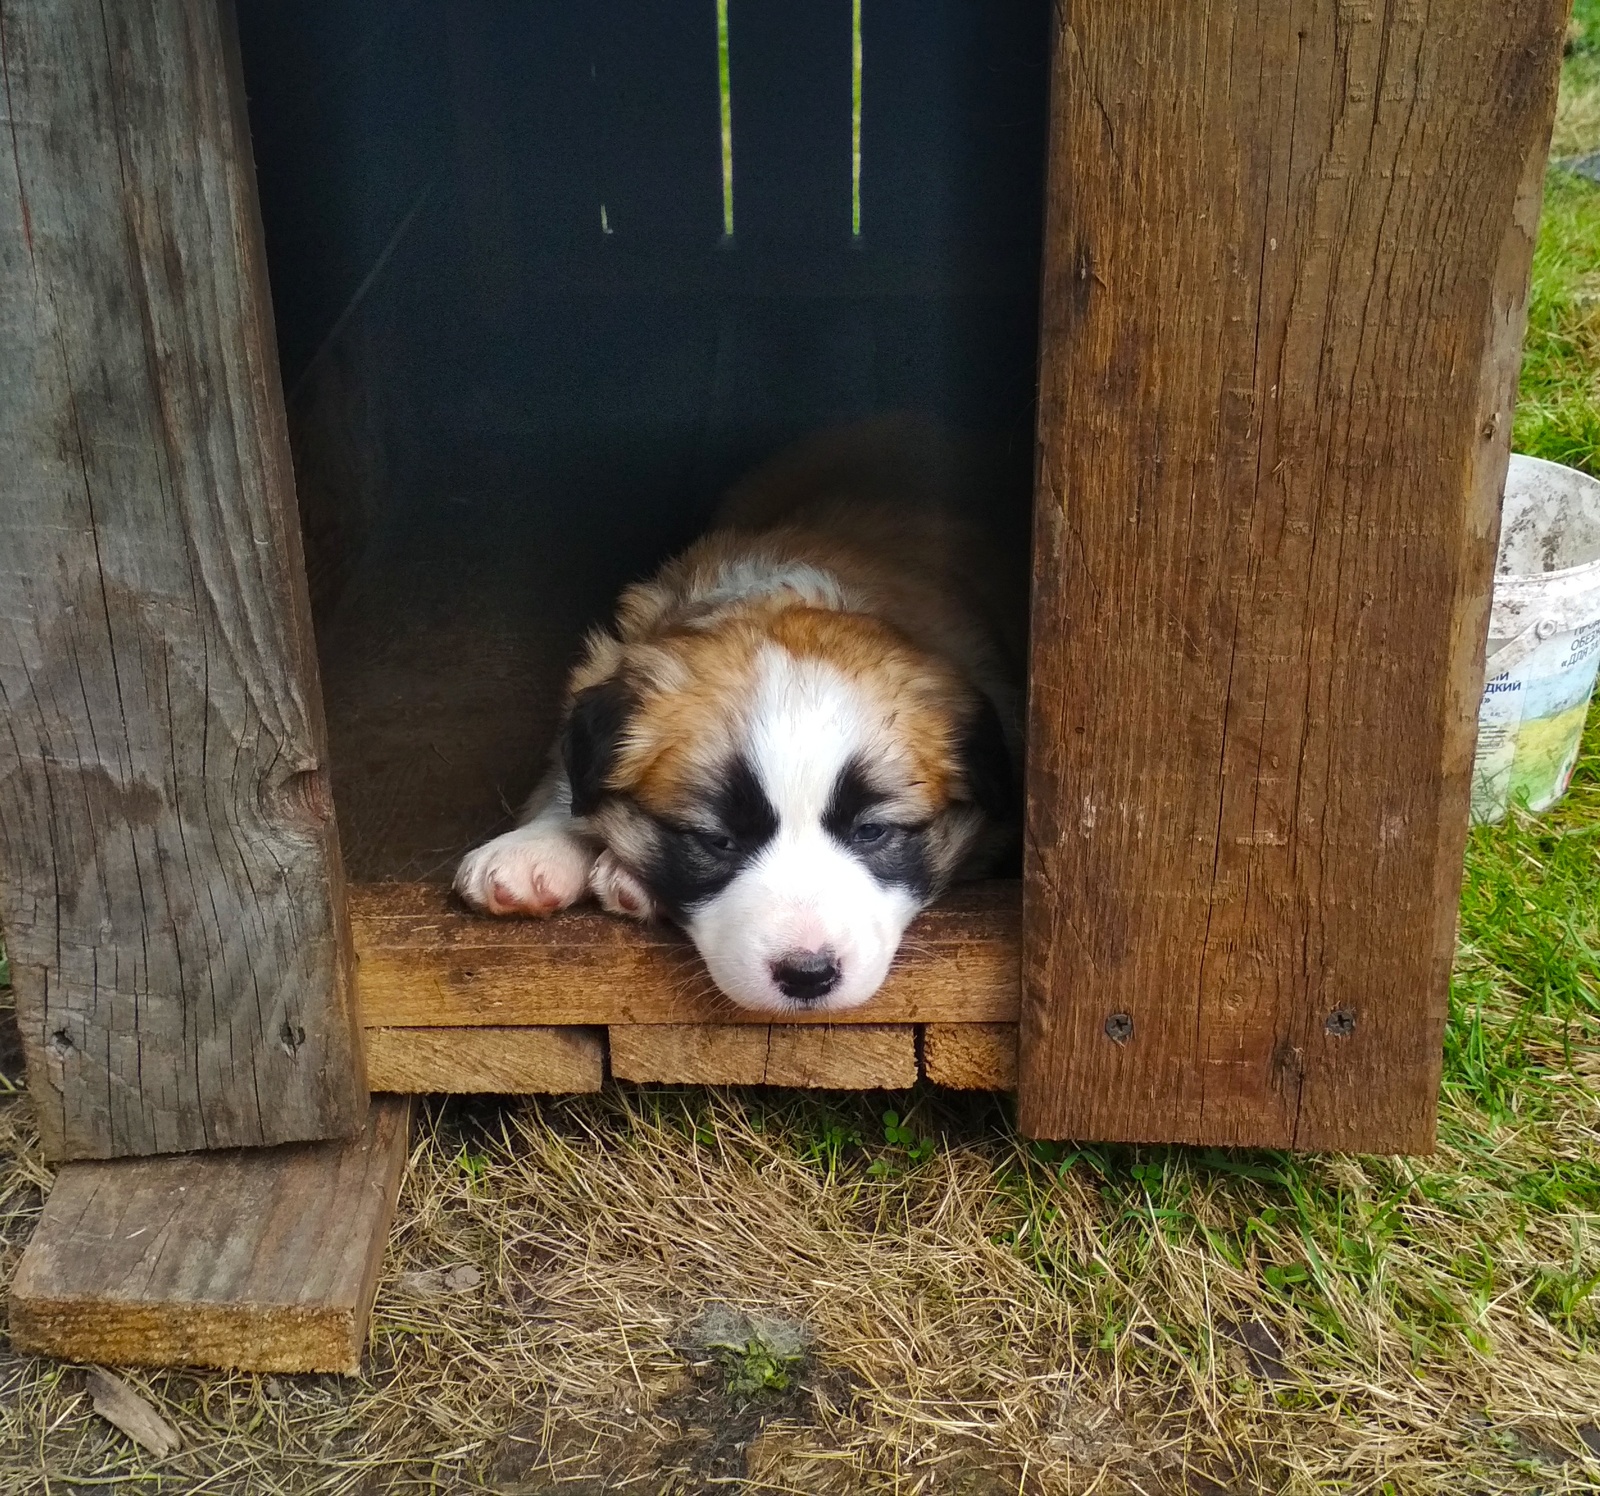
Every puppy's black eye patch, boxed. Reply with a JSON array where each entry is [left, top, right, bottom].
[[823, 757, 883, 842], [638, 755, 778, 917], [824, 758, 932, 896]]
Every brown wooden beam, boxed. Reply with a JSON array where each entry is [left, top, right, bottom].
[[8, 1098, 410, 1374], [1021, 0, 1567, 1149]]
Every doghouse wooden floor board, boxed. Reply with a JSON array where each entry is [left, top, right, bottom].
[[351, 882, 1020, 1028], [609, 1025, 919, 1088], [365, 1026, 604, 1094], [8, 1098, 411, 1375], [923, 1024, 1019, 1091]]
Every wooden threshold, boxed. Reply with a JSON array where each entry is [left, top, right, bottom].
[[352, 881, 1020, 1027]]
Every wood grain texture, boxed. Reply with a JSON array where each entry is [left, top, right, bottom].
[[352, 882, 1019, 1027], [610, 1025, 918, 1088], [8, 1098, 410, 1373], [924, 1024, 1018, 1091], [365, 1026, 603, 1094], [1021, 1, 1567, 1150], [0, 0, 366, 1159]]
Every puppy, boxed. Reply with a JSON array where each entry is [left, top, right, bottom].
[[455, 416, 1025, 1013]]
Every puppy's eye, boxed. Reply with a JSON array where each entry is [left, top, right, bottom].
[[695, 830, 737, 855], [850, 822, 889, 846]]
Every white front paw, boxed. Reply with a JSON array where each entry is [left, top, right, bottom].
[[454, 826, 595, 917], [589, 850, 659, 921]]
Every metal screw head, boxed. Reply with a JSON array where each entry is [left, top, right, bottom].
[[1104, 1012, 1134, 1044], [1325, 1007, 1356, 1037], [1534, 617, 1559, 641]]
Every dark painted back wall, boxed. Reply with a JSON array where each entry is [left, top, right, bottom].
[[236, 0, 1049, 588]]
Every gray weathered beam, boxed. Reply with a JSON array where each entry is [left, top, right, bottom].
[[0, 0, 366, 1158]]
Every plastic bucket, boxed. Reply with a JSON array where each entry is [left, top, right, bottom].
[[1471, 454, 1600, 823]]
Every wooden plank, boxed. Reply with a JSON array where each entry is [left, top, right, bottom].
[[1020, 1, 1567, 1150], [610, 1025, 917, 1089], [8, 1098, 410, 1374], [924, 1024, 1017, 1091], [0, 0, 367, 1159], [353, 881, 1019, 1027], [365, 1026, 603, 1094]]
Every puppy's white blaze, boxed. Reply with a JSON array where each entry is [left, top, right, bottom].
[[746, 649, 865, 824], [684, 649, 919, 1013]]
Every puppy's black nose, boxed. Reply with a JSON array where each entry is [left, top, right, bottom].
[[771, 949, 841, 1001]]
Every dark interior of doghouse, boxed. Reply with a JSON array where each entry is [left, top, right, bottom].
[[236, 0, 1049, 882]]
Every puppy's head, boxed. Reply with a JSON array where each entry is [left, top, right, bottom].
[[565, 609, 1014, 1013]]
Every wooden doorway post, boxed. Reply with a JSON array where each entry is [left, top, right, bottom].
[[0, 0, 366, 1160], [1021, 1, 1569, 1149]]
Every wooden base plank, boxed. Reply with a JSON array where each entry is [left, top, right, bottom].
[[610, 1024, 918, 1088], [924, 1024, 1018, 1091], [353, 881, 1019, 1027], [365, 1025, 603, 1093], [8, 1098, 411, 1374]]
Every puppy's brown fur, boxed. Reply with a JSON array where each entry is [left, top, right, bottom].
[[571, 414, 1026, 832]]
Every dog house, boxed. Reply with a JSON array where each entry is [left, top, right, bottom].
[[0, 0, 1570, 1372]]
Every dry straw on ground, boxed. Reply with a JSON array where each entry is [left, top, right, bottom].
[[1, 1051, 1598, 1494]]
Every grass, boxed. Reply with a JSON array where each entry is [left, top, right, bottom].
[[1517, 0, 1600, 479], [1553, 0, 1600, 161], [1514, 168, 1600, 475], [1, 26, 1599, 1496]]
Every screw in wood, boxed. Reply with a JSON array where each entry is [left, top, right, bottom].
[[1104, 1012, 1134, 1044], [1325, 1007, 1356, 1037]]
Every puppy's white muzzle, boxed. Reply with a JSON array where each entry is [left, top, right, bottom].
[[685, 830, 920, 1013]]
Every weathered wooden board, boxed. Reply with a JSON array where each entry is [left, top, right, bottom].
[[365, 1026, 603, 1094], [353, 882, 1020, 1027], [8, 1098, 410, 1374], [1021, 1, 1567, 1149], [924, 1024, 1017, 1091], [610, 1025, 918, 1088], [0, 0, 366, 1158]]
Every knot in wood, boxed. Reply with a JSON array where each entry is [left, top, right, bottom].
[[262, 768, 333, 833]]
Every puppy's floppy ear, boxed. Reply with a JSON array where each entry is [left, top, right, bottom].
[[562, 677, 635, 817], [955, 692, 1016, 822]]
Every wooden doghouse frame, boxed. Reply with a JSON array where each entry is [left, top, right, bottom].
[[0, 0, 1569, 1370]]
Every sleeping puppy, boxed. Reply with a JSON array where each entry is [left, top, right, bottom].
[[454, 416, 1025, 1013]]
